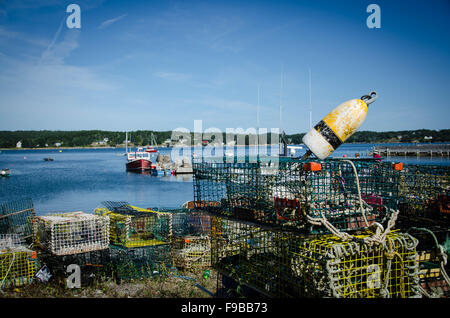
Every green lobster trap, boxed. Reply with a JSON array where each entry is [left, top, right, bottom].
[[405, 226, 450, 298], [108, 244, 172, 281], [0, 198, 35, 241], [0, 234, 37, 288], [34, 211, 110, 256], [167, 208, 212, 269], [194, 158, 403, 234], [211, 216, 420, 298], [95, 201, 171, 248], [398, 164, 450, 222]]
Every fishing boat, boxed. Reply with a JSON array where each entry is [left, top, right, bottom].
[[126, 147, 152, 171], [1, 168, 11, 177], [144, 133, 158, 153]]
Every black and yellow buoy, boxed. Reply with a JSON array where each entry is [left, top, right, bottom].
[[302, 91, 378, 159]]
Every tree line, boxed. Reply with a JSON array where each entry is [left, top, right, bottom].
[[0, 129, 449, 148]]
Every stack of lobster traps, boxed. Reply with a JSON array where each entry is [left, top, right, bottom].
[[193, 156, 435, 298], [0, 234, 37, 288], [395, 164, 450, 298], [170, 209, 211, 270], [33, 211, 111, 285], [94, 201, 173, 280]]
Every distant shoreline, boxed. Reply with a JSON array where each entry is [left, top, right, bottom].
[[1, 141, 449, 151]]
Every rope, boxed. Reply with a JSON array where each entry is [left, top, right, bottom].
[[342, 160, 370, 227], [0, 249, 16, 289], [407, 227, 450, 295]]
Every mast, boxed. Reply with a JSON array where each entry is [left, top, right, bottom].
[[309, 68, 312, 130]]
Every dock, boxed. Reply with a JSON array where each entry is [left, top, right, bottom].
[[372, 143, 450, 157]]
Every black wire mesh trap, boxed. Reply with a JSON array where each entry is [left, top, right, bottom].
[[37, 249, 111, 286], [0, 198, 35, 241], [404, 226, 450, 298], [108, 244, 172, 281], [210, 216, 421, 298], [194, 158, 402, 234], [398, 164, 450, 222]]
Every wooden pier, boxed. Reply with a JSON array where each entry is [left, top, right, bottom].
[[372, 144, 450, 157]]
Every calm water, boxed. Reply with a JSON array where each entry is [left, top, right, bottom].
[[0, 143, 449, 215]]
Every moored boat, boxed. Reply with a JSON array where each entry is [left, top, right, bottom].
[[1, 168, 11, 177], [126, 147, 152, 171]]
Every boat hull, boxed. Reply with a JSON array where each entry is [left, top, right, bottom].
[[126, 159, 152, 171]]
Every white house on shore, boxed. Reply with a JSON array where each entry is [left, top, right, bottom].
[[16, 141, 22, 148]]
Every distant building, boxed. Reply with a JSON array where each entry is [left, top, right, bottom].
[[55, 142, 62, 147], [16, 141, 22, 148]]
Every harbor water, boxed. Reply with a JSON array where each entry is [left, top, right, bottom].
[[0, 143, 449, 215]]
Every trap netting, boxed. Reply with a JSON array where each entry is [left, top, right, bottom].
[[1, 234, 37, 288], [169, 209, 212, 269], [109, 244, 172, 281], [194, 158, 402, 234], [405, 226, 450, 298], [95, 201, 171, 248], [211, 216, 420, 298], [34, 212, 110, 256], [37, 249, 111, 285], [0, 198, 35, 240], [398, 164, 450, 221]]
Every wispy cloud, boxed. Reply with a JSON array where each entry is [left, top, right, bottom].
[[153, 71, 191, 81], [99, 14, 127, 29]]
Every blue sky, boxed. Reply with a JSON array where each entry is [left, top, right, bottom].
[[0, 0, 449, 133]]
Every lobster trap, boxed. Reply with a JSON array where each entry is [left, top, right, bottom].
[[33, 212, 110, 256], [194, 158, 402, 234], [405, 226, 450, 298], [1, 234, 37, 288], [172, 235, 211, 269], [166, 209, 212, 269], [95, 201, 171, 248], [37, 249, 111, 285], [211, 216, 420, 298], [0, 198, 35, 240], [109, 244, 172, 281], [398, 164, 450, 222]]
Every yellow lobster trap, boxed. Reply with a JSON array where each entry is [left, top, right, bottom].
[[0, 234, 37, 288], [211, 216, 421, 298], [95, 201, 171, 248]]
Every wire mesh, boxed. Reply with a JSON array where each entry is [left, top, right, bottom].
[[404, 226, 450, 298], [37, 248, 111, 285], [172, 235, 211, 269], [0, 246, 37, 288], [211, 216, 420, 298], [109, 244, 172, 280], [34, 212, 110, 256], [194, 158, 402, 234], [398, 164, 450, 222], [0, 198, 35, 240], [95, 202, 171, 248]]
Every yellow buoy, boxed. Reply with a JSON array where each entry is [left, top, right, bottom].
[[302, 91, 377, 159]]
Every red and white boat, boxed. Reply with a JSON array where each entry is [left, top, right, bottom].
[[144, 145, 158, 153], [126, 147, 152, 171]]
